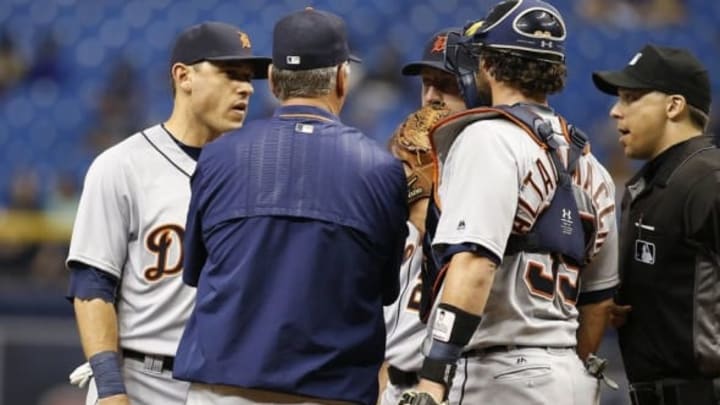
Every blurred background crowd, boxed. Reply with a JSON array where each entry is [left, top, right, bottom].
[[0, 0, 718, 404]]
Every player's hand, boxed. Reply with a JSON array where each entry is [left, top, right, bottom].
[[98, 394, 131, 405], [415, 379, 445, 404], [398, 390, 444, 405], [609, 303, 631, 328]]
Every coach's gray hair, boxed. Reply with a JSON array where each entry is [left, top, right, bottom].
[[271, 63, 350, 100]]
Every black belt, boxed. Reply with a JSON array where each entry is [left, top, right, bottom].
[[122, 349, 175, 372], [629, 378, 720, 405], [464, 345, 575, 357], [387, 366, 419, 387]]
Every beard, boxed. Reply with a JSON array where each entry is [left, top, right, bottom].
[[475, 70, 492, 106]]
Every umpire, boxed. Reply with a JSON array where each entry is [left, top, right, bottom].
[[173, 7, 408, 405], [593, 44, 720, 405]]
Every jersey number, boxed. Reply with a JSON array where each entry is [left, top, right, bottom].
[[523, 258, 579, 304], [144, 224, 184, 281]]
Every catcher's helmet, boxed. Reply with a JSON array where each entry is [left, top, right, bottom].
[[465, 0, 567, 64]]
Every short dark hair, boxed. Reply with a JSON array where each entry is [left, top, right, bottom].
[[481, 49, 566, 101], [688, 104, 709, 131]]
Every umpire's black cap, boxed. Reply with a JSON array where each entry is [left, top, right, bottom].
[[272, 7, 360, 71], [171, 21, 271, 78], [401, 28, 460, 76], [593, 44, 711, 114]]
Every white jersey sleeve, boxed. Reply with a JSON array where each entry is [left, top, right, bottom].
[[384, 222, 425, 372], [67, 141, 135, 277], [433, 119, 520, 259]]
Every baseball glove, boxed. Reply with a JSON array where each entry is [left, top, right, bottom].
[[390, 101, 451, 204], [397, 391, 447, 405]]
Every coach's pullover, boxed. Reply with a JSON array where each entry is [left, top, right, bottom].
[[173, 105, 408, 405]]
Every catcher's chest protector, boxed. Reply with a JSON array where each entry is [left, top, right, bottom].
[[495, 104, 592, 266], [418, 104, 594, 322]]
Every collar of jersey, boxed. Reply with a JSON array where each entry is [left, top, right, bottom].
[[631, 135, 714, 188], [274, 105, 340, 123]]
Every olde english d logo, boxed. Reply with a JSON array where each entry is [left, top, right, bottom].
[[144, 224, 185, 281], [634, 239, 655, 265]]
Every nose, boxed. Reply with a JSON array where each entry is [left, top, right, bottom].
[[423, 85, 442, 106], [238, 82, 254, 97], [609, 100, 622, 119]]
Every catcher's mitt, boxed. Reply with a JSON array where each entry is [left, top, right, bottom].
[[390, 101, 451, 205]]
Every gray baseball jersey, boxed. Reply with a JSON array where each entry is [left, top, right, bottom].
[[381, 221, 425, 405], [67, 124, 196, 403], [429, 110, 619, 349], [384, 221, 425, 370]]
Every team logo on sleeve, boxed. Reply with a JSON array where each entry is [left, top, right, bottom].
[[144, 224, 185, 281]]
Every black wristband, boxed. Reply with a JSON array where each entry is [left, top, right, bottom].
[[420, 357, 456, 400]]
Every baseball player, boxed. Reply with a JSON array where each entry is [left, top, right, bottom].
[[65, 22, 269, 405], [380, 28, 465, 405], [400, 1, 619, 404]]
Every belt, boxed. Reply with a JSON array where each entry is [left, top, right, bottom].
[[629, 378, 720, 405], [464, 345, 575, 357], [122, 349, 175, 372], [387, 366, 419, 387]]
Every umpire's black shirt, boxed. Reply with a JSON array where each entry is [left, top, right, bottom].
[[617, 135, 720, 383]]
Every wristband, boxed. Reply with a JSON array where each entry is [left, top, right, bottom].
[[89, 351, 126, 398], [419, 357, 456, 401], [432, 303, 482, 347]]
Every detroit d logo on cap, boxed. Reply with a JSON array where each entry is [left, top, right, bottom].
[[238, 31, 251, 49]]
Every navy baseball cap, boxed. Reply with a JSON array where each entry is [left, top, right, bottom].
[[272, 7, 360, 71], [171, 21, 271, 78], [593, 44, 711, 115], [465, 0, 566, 63], [402, 28, 460, 76]]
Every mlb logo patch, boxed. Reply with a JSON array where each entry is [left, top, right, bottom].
[[286, 55, 301, 65], [295, 123, 314, 134], [634, 239, 655, 265]]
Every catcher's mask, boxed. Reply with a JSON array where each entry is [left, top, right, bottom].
[[444, 0, 567, 107], [443, 29, 484, 109], [390, 102, 451, 205]]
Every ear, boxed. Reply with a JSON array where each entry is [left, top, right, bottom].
[[336, 64, 348, 99], [666, 95, 686, 121], [479, 57, 491, 75], [268, 63, 275, 94], [172, 63, 192, 93], [267, 64, 277, 97]]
